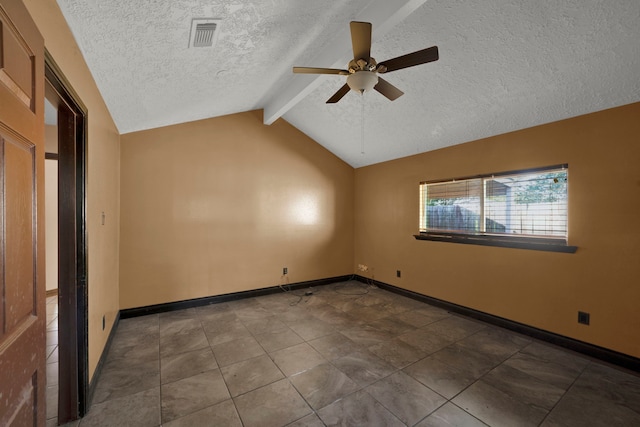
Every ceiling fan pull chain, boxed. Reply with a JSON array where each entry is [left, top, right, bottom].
[[361, 92, 365, 155]]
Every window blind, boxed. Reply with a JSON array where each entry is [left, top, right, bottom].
[[420, 166, 568, 238]]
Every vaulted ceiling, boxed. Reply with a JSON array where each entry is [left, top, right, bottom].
[[57, 0, 640, 167]]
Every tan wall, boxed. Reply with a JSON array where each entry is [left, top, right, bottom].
[[119, 110, 354, 309], [24, 0, 121, 379], [354, 102, 640, 358]]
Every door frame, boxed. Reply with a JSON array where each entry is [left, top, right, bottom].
[[44, 50, 89, 421]]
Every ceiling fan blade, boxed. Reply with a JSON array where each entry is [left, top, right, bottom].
[[326, 84, 351, 104], [350, 21, 372, 61], [293, 67, 349, 75], [378, 46, 439, 73], [374, 77, 404, 101]]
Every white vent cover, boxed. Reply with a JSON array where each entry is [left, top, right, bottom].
[[189, 18, 221, 48]]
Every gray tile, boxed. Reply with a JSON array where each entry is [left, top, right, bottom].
[[159, 319, 209, 357], [330, 283, 371, 300], [368, 316, 416, 336], [158, 316, 201, 337], [353, 294, 387, 307], [577, 362, 640, 413], [398, 328, 454, 355], [254, 328, 304, 353], [161, 347, 217, 384], [117, 314, 159, 334], [289, 319, 336, 340], [453, 380, 549, 427], [92, 357, 159, 404], [503, 350, 584, 390], [47, 362, 58, 386], [243, 316, 289, 335], [482, 364, 565, 410], [195, 302, 234, 320], [475, 326, 531, 348], [345, 304, 391, 322], [457, 328, 528, 361], [286, 413, 325, 427], [221, 354, 284, 397], [277, 306, 315, 324], [324, 294, 361, 312], [520, 342, 589, 374], [226, 297, 262, 311], [234, 379, 312, 427], [306, 302, 343, 317], [416, 402, 488, 427], [404, 355, 477, 399], [46, 385, 57, 420], [234, 306, 272, 322], [332, 350, 395, 387], [162, 399, 242, 427], [80, 387, 160, 427], [161, 369, 230, 423], [46, 345, 56, 359], [432, 342, 501, 379], [159, 308, 198, 326], [109, 330, 159, 361], [317, 390, 405, 427], [374, 300, 420, 316], [47, 347, 59, 363], [540, 362, 640, 426], [46, 330, 58, 346], [393, 310, 447, 328], [366, 371, 447, 425], [308, 333, 362, 360], [541, 384, 640, 427], [290, 363, 360, 410], [422, 316, 486, 341], [339, 325, 394, 347], [212, 336, 265, 367], [311, 307, 363, 329], [368, 338, 426, 369], [203, 319, 252, 346], [46, 318, 58, 331], [416, 305, 452, 318], [270, 342, 326, 377]]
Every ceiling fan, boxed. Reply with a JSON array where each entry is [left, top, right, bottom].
[[293, 21, 439, 103]]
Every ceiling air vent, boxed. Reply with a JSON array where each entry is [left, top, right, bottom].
[[189, 18, 221, 48]]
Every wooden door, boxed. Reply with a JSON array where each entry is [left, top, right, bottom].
[[0, 0, 46, 425]]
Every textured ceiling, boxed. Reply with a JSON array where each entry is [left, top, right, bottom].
[[57, 0, 640, 168]]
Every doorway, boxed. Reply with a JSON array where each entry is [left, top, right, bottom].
[[44, 51, 89, 423]]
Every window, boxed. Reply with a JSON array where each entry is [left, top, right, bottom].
[[416, 165, 576, 252]]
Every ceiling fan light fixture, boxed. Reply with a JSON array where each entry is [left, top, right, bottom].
[[347, 71, 378, 93]]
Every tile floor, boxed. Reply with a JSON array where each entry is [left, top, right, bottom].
[[53, 281, 640, 426], [46, 294, 60, 426]]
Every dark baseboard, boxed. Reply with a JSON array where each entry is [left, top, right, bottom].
[[87, 311, 120, 407], [120, 275, 353, 319], [355, 275, 640, 372]]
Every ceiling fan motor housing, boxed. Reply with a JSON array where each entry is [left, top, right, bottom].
[[347, 71, 378, 93]]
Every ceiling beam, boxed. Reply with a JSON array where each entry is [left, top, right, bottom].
[[262, 0, 429, 125]]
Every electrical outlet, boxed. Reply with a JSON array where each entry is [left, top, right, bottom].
[[283, 267, 288, 275], [396, 270, 401, 278], [358, 264, 369, 272], [578, 311, 590, 325]]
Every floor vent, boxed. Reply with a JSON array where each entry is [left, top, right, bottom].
[[189, 18, 221, 48]]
